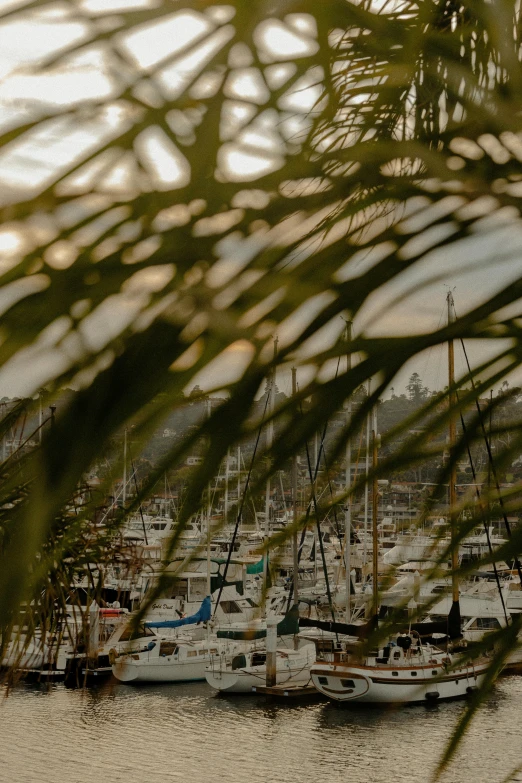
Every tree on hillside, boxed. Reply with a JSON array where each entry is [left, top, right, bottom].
[[406, 373, 429, 404]]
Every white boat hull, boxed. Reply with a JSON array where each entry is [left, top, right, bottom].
[[311, 658, 489, 704], [113, 656, 210, 683], [205, 664, 312, 693], [205, 645, 316, 694]]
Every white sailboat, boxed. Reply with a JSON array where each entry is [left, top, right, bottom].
[[112, 634, 249, 683], [310, 293, 492, 704], [310, 632, 487, 703], [205, 642, 316, 694]]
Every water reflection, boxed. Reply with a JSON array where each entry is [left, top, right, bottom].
[[1, 677, 521, 783]]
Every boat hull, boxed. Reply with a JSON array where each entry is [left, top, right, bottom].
[[113, 658, 209, 683], [205, 645, 316, 693], [311, 659, 489, 704], [205, 664, 312, 693]]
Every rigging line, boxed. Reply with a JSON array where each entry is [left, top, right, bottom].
[[452, 301, 522, 584], [129, 454, 148, 546], [335, 424, 364, 591], [320, 445, 342, 540], [212, 391, 272, 619], [11, 409, 27, 463], [285, 489, 313, 611], [456, 393, 508, 624], [311, 349, 343, 537], [1, 414, 53, 470], [284, 419, 332, 612], [285, 358, 342, 612], [285, 427, 329, 611], [303, 434, 337, 629]]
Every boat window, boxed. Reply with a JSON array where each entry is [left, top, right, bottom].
[[199, 650, 208, 656], [251, 652, 266, 667], [317, 676, 328, 685], [187, 650, 198, 657], [472, 617, 501, 630], [220, 600, 243, 614], [392, 672, 398, 676], [119, 624, 155, 642], [160, 642, 177, 656], [210, 648, 218, 655], [232, 654, 246, 670], [316, 640, 335, 655], [432, 670, 437, 675], [341, 679, 355, 688], [393, 650, 401, 660], [165, 579, 188, 599], [411, 671, 418, 677]]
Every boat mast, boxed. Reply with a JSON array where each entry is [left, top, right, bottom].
[[224, 448, 230, 525], [292, 367, 299, 649], [447, 291, 459, 607], [38, 392, 43, 445], [263, 338, 277, 590], [345, 321, 352, 622], [371, 405, 379, 617], [363, 380, 370, 571], [237, 445, 241, 522], [206, 398, 212, 627], [122, 427, 127, 507]]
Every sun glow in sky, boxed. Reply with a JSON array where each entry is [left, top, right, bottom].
[[0, 1, 521, 399]]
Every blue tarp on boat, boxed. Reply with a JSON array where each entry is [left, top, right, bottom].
[[144, 596, 211, 629]]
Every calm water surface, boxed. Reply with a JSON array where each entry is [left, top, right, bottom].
[[1, 675, 522, 783]]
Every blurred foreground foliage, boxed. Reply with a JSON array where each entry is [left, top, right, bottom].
[[1, 0, 522, 773]]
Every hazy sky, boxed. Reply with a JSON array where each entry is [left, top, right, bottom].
[[0, 1, 521, 399]]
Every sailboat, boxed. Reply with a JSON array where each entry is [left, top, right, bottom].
[[310, 293, 492, 703], [110, 597, 252, 683], [205, 642, 316, 694], [203, 604, 316, 693]]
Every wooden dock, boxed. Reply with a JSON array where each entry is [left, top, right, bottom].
[[251, 683, 325, 700]]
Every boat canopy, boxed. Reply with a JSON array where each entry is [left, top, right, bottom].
[[216, 604, 299, 640], [299, 614, 378, 639], [144, 596, 211, 629], [299, 603, 461, 641]]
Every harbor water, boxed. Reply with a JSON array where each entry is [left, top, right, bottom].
[[1, 675, 522, 783]]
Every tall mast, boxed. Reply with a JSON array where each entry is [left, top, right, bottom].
[[206, 397, 213, 639], [263, 338, 277, 589], [447, 291, 459, 605], [206, 398, 212, 599], [237, 445, 241, 519], [292, 368, 299, 631], [371, 406, 379, 617], [122, 427, 127, 507], [38, 392, 43, 445], [344, 321, 352, 622], [363, 379, 371, 571], [224, 447, 230, 524]]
